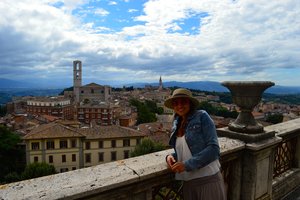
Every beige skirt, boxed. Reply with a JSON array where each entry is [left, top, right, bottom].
[[182, 171, 226, 200]]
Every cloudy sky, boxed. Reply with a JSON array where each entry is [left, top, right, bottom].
[[0, 0, 299, 88]]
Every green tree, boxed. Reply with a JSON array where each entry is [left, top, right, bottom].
[[130, 138, 166, 157], [266, 113, 283, 124], [197, 101, 238, 118], [0, 105, 7, 117], [59, 86, 73, 95], [137, 105, 157, 124], [197, 101, 216, 114], [215, 107, 239, 118], [145, 100, 164, 114], [130, 99, 158, 124], [21, 162, 57, 180], [0, 125, 25, 183], [4, 172, 21, 183]]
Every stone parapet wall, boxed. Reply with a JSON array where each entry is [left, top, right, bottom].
[[272, 169, 300, 200], [0, 138, 244, 200], [1, 118, 300, 200]]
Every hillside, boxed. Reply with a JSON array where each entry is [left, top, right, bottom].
[[126, 81, 300, 95]]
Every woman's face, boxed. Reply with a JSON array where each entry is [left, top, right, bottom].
[[172, 97, 191, 117]]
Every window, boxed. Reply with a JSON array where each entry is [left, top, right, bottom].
[[72, 167, 76, 170], [85, 141, 90, 150], [98, 152, 104, 162], [123, 139, 130, 147], [136, 138, 141, 145], [49, 155, 53, 163], [46, 141, 55, 149], [111, 151, 117, 161], [72, 154, 76, 162], [34, 156, 38, 162], [85, 153, 91, 163], [124, 150, 129, 159], [60, 140, 68, 149], [98, 141, 103, 148], [62, 155, 66, 163], [71, 139, 77, 148], [111, 140, 116, 148], [31, 142, 40, 150]]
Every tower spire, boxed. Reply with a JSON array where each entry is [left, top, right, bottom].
[[158, 76, 163, 90]]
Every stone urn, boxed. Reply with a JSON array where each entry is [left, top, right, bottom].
[[221, 81, 275, 134]]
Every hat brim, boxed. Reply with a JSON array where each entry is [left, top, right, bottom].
[[164, 95, 199, 109]]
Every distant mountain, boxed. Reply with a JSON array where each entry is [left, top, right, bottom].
[[0, 78, 35, 88], [0, 78, 71, 89], [1, 78, 300, 94], [124, 81, 226, 91], [124, 81, 300, 95], [266, 85, 300, 94]]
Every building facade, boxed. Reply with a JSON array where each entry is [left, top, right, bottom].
[[77, 103, 116, 125], [26, 97, 74, 120], [23, 122, 145, 172], [71, 60, 112, 104]]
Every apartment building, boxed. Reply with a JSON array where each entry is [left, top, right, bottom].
[[23, 122, 145, 172], [77, 102, 118, 125]]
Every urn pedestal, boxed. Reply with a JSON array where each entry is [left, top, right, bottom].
[[218, 81, 282, 200], [219, 81, 275, 143]]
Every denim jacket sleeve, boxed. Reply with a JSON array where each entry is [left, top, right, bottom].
[[168, 116, 180, 161], [183, 110, 220, 172]]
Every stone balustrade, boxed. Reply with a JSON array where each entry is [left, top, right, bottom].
[[0, 118, 300, 200]]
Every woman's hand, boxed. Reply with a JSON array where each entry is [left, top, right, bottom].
[[166, 155, 176, 169], [171, 162, 185, 173], [166, 155, 185, 173]]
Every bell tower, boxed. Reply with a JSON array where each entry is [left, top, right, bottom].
[[158, 76, 163, 91], [73, 60, 82, 103]]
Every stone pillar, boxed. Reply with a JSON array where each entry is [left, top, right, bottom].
[[219, 81, 282, 200], [241, 138, 281, 200]]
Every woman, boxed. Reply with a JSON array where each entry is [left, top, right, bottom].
[[165, 88, 226, 200]]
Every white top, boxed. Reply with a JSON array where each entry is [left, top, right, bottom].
[[175, 136, 220, 181]]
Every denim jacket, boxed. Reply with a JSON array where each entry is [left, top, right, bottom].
[[169, 110, 220, 172]]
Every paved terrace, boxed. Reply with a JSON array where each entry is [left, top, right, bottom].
[[1, 118, 300, 200]]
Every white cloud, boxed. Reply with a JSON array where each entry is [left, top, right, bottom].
[[128, 9, 138, 13], [0, 0, 299, 86], [94, 8, 109, 16], [108, 1, 117, 6]]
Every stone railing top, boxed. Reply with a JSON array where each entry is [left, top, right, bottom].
[[219, 137, 245, 156], [0, 138, 244, 200], [264, 117, 300, 137], [0, 149, 173, 200]]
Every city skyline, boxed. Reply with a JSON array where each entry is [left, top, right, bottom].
[[0, 0, 300, 87]]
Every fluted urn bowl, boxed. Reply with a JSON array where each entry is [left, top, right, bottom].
[[221, 81, 275, 133]]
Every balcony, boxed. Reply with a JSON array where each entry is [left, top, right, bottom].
[[0, 118, 299, 200]]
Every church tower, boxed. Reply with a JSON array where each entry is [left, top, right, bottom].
[[158, 76, 163, 91], [73, 60, 82, 103]]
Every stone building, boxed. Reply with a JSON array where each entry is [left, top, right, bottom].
[[77, 102, 117, 125], [23, 122, 145, 172], [26, 96, 74, 120], [70, 60, 111, 104]]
